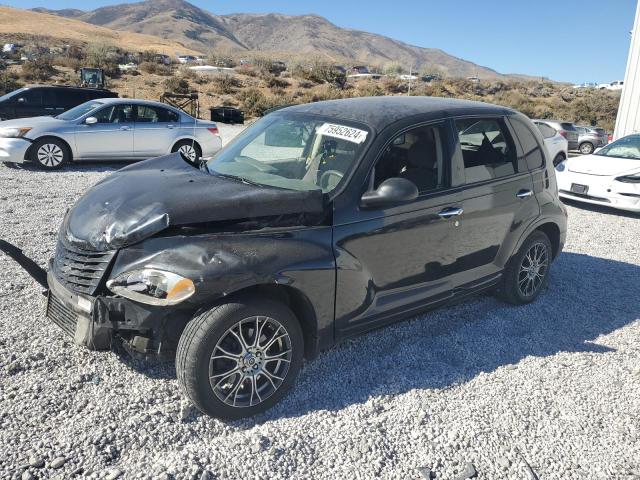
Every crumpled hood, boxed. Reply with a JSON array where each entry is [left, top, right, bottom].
[[568, 154, 640, 176], [62, 153, 324, 251]]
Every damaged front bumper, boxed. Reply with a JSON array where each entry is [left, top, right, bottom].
[[46, 267, 190, 359]]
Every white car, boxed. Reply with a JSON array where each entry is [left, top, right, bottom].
[[556, 134, 640, 213], [534, 121, 569, 166]]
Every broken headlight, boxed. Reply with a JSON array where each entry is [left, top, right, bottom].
[[106, 269, 195, 306]]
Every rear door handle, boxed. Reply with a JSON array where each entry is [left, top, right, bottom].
[[438, 207, 464, 219], [166, 124, 176, 129], [120, 126, 131, 131], [516, 189, 533, 199]]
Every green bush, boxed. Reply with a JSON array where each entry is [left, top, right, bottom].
[[164, 76, 190, 94]]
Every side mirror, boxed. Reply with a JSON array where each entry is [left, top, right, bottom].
[[85, 116, 98, 125], [360, 177, 419, 209], [16, 97, 25, 103]]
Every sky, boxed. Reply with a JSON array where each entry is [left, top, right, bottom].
[[7, 0, 639, 83]]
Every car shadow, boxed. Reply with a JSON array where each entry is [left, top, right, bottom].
[[561, 198, 640, 219], [116, 252, 640, 423], [2, 160, 130, 174]]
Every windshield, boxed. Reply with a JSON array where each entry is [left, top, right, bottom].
[[206, 113, 371, 193], [0, 88, 23, 103], [595, 135, 640, 160], [56, 101, 104, 121]]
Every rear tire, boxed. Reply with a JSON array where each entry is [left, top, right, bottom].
[[579, 142, 594, 155], [176, 297, 304, 420], [172, 140, 202, 164], [498, 231, 552, 305], [31, 138, 69, 170]]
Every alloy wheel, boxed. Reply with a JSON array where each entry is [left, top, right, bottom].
[[37, 143, 64, 167], [580, 143, 594, 155], [517, 242, 549, 297], [209, 316, 292, 408], [178, 144, 198, 162]]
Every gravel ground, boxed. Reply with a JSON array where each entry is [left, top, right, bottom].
[[1, 124, 639, 480]]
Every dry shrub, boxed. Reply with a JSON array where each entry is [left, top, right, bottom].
[[21, 57, 56, 81], [164, 76, 190, 94], [212, 74, 242, 94]]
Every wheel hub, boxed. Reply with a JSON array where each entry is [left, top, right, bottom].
[[241, 349, 265, 375]]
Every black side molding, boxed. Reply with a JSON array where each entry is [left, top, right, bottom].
[[0, 239, 48, 288]]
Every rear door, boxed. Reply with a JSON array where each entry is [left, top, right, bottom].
[[133, 104, 181, 158], [74, 103, 135, 160], [453, 116, 539, 285]]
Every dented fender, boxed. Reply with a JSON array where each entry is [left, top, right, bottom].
[[109, 226, 337, 347]]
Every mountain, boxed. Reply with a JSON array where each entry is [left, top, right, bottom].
[[33, 0, 513, 79], [0, 7, 200, 55]]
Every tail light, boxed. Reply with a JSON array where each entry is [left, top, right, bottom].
[[608, 134, 613, 142], [558, 130, 568, 138], [207, 127, 219, 135]]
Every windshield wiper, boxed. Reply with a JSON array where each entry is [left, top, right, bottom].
[[210, 171, 263, 187]]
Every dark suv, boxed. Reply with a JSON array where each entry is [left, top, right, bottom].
[[44, 97, 567, 419], [0, 85, 118, 120]]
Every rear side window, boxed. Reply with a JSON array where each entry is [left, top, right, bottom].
[[456, 118, 518, 183], [136, 105, 180, 123], [561, 122, 576, 131], [511, 118, 545, 170], [55, 90, 84, 106], [536, 123, 557, 139]]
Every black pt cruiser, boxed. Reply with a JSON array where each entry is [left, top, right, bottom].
[[46, 97, 567, 419]]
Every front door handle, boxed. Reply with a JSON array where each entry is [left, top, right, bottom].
[[120, 126, 131, 131], [516, 189, 533, 199], [166, 124, 176, 129], [438, 207, 464, 219]]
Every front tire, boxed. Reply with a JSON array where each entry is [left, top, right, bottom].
[[172, 140, 202, 164], [498, 231, 552, 305], [176, 297, 304, 420], [579, 142, 594, 155], [31, 138, 69, 170]]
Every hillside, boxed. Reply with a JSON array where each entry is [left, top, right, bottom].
[[34, 0, 524, 80], [0, 7, 200, 55]]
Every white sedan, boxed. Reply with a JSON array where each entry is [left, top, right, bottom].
[[555, 134, 640, 213]]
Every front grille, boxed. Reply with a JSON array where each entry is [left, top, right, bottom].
[[46, 293, 77, 338], [52, 241, 115, 295]]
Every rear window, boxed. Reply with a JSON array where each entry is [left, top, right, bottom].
[[536, 123, 557, 139], [561, 123, 576, 131]]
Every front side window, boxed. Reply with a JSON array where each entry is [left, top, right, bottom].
[[206, 113, 370, 193], [374, 124, 445, 193], [16, 89, 42, 105], [595, 135, 640, 160], [94, 104, 134, 124], [456, 118, 518, 183]]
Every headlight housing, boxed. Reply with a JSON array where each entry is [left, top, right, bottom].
[[615, 173, 640, 183], [555, 161, 566, 172], [106, 269, 195, 306], [0, 127, 32, 138]]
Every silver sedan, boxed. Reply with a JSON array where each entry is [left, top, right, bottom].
[[0, 98, 222, 169]]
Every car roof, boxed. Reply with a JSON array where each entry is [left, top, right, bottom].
[[92, 97, 185, 111], [280, 96, 516, 131], [24, 84, 111, 93]]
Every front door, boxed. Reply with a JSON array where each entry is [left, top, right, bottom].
[[452, 116, 539, 284], [13, 88, 44, 118], [74, 104, 135, 160], [333, 122, 464, 338]]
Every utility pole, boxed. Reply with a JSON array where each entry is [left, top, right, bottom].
[[408, 65, 412, 96]]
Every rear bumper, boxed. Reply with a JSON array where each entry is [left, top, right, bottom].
[[0, 137, 31, 163]]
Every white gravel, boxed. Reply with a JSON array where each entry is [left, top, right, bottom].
[[1, 123, 639, 479]]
